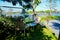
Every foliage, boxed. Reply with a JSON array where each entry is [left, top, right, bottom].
[[0, 16, 58, 40], [2, 0, 41, 9], [0, 8, 2, 13], [45, 10, 50, 13]]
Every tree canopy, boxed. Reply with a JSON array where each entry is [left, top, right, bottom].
[[1, 0, 41, 9], [0, 8, 2, 13]]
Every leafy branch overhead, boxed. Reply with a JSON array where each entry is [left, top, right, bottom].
[[2, 0, 41, 9], [35, 0, 41, 6]]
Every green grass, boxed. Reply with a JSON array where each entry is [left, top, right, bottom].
[[52, 16, 60, 19], [39, 16, 60, 23]]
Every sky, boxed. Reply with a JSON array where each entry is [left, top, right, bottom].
[[0, 0, 60, 12], [36, 0, 60, 11]]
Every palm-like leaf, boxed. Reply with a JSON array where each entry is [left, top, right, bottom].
[[35, 0, 41, 5], [1, 0, 41, 9]]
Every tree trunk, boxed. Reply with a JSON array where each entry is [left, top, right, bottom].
[[32, 5, 37, 21], [50, 5, 52, 16], [21, 9, 26, 39], [48, 0, 52, 16], [0, 9, 2, 16], [49, 0, 52, 16]]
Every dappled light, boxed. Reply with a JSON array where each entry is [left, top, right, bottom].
[[0, 0, 60, 40], [0, 16, 58, 40]]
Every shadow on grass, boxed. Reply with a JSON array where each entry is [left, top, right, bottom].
[[52, 22, 60, 29]]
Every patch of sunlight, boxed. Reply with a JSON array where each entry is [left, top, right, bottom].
[[42, 27, 57, 40], [43, 28, 52, 36]]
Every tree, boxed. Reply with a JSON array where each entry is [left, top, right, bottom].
[[48, 0, 57, 16], [31, 0, 41, 21], [0, 8, 2, 15], [52, 0, 57, 13], [1, 0, 41, 39]]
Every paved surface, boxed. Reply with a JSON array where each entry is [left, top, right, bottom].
[[44, 20, 60, 37]]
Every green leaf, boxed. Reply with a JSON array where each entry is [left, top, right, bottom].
[[35, 0, 41, 5]]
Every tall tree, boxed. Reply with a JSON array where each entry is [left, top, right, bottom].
[[48, 0, 52, 16], [0, 8, 2, 15], [48, 0, 57, 16], [31, 0, 41, 21], [52, 0, 57, 12], [1, 0, 41, 21], [1, 0, 41, 39]]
